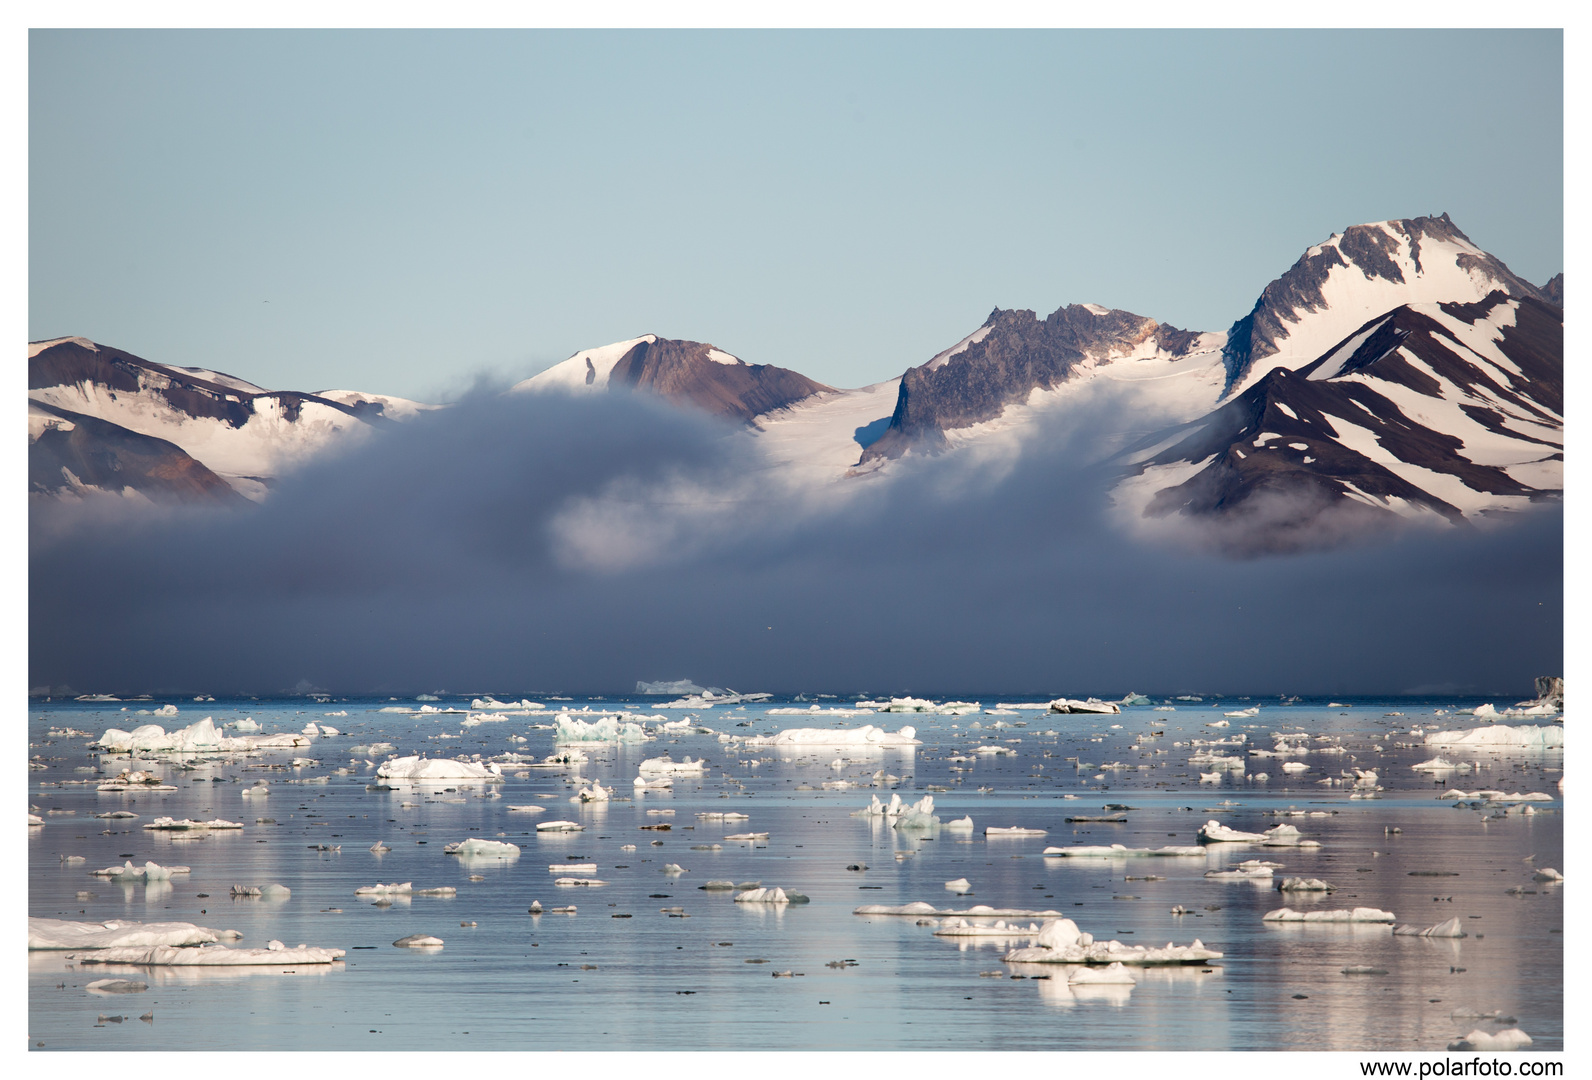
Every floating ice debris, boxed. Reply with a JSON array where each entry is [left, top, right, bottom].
[[554, 714, 651, 744], [984, 826, 1047, 837], [696, 812, 751, 821], [663, 864, 687, 875], [1448, 1029, 1532, 1051], [634, 777, 674, 789], [90, 860, 191, 881], [1043, 844, 1206, 857], [353, 883, 456, 897], [1199, 772, 1222, 783], [1426, 725, 1564, 749], [1413, 757, 1472, 773], [549, 863, 597, 874], [933, 919, 1039, 938], [638, 756, 707, 775], [29, 917, 233, 950], [554, 878, 608, 887], [506, 805, 548, 814], [944, 816, 975, 832], [536, 821, 584, 832], [1277, 878, 1337, 892], [28, 813, 45, 826], [1069, 961, 1137, 985], [370, 842, 391, 853], [1393, 918, 1467, 938], [472, 697, 543, 711], [1048, 699, 1121, 714], [1224, 707, 1260, 718], [700, 880, 738, 890], [1263, 907, 1395, 923], [855, 903, 1063, 917], [93, 718, 311, 753], [1280, 762, 1310, 773], [573, 780, 611, 802], [734, 886, 809, 904], [1003, 918, 1221, 965], [229, 884, 291, 899], [86, 979, 149, 994], [75, 942, 344, 965], [740, 725, 919, 746], [376, 756, 501, 781], [548, 906, 576, 914], [443, 838, 520, 858], [893, 795, 940, 830], [1206, 861, 1275, 880], [944, 878, 973, 892], [725, 832, 770, 841], [393, 935, 444, 948], [1197, 820, 1267, 843], [1342, 966, 1389, 975], [1533, 867, 1564, 882], [1259, 824, 1322, 847], [1206, 720, 1230, 729], [143, 817, 244, 830]]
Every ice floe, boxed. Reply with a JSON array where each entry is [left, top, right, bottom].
[[443, 838, 520, 858], [573, 780, 611, 802], [143, 817, 243, 830], [1048, 699, 1121, 714], [638, 756, 706, 776], [985, 826, 1047, 837], [734, 886, 809, 903], [30, 917, 233, 950], [554, 714, 650, 743], [1197, 820, 1267, 843], [1277, 877, 1336, 892], [74, 942, 344, 965], [1426, 725, 1564, 749], [1002, 918, 1221, 965], [1069, 961, 1137, 984], [1206, 860, 1275, 880], [354, 883, 457, 897], [86, 978, 149, 994], [933, 919, 1038, 938], [230, 884, 291, 899], [855, 903, 1064, 918], [739, 724, 919, 746], [537, 820, 584, 832], [376, 756, 501, 781], [1044, 843, 1206, 857], [1263, 907, 1395, 923], [393, 935, 444, 948], [93, 718, 311, 753], [1449, 1029, 1532, 1050], [1393, 917, 1467, 937]]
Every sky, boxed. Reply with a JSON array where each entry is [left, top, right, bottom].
[[29, 29, 1565, 402]]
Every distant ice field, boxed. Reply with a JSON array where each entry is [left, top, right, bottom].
[[28, 695, 1562, 1051]]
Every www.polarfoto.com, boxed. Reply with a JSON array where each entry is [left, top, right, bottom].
[[1362, 1060, 1561, 1076]]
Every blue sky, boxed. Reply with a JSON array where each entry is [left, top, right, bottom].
[[29, 29, 1564, 401]]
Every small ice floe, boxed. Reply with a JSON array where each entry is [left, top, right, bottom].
[[393, 935, 444, 948], [554, 877, 608, 887], [1224, 707, 1260, 718], [696, 812, 751, 821], [1069, 961, 1136, 984], [1197, 820, 1266, 843], [1048, 699, 1121, 714], [725, 832, 770, 841], [634, 776, 673, 790], [1280, 762, 1310, 773], [376, 756, 501, 781], [1413, 756, 1471, 773], [553, 714, 651, 744], [28, 813, 46, 826], [700, 880, 738, 890], [639, 756, 706, 776], [854, 903, 1063, 918], [1205, 861, 1276, 880], [97, 769, 178, 792], [1392, 917, 1467, 937], [933, 919, 1039, 938], [1044, 843, 1206, 857], [370, 841, 391, 853], [1277, 877, 1336, 892], [663, 864, 687, 875], [537, 820, 584, 832], [1533, 867, 1564, 882], [943, 816, 976, 832], [1002, 918, 1221, 965], [1342, 966, 1389, 975], [1206, 720, 1230, 729], [91, 860, 191, 881], [354, 883, 457, 897], [1426, 725, 1564, 749], [86, 979, 149, 995], [29, 917, 234, 950], [143, 817, 244, 831], [738, 724, 920, 747], [61, 854, 87, 864], [572, 780, 610, 802], [944, 878, 973, 893], [549, 863, 598, 873], [1263, 907, 1395, 923], [94, 717, 310, 753], [1199, 772, 1222, 783], [76, 942, 344, 965], [229, 884, 291, 899], [984, 826, 1047, 837], [734, 886, 809, 904], [444, 838, 520, 858], [1448, 1029, 1532, 1051]]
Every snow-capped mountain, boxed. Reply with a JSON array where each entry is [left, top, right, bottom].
[[513, 334, 830, 426], [1112, 292, 1562, 552], [1219, 214, 1549, 397], [857, 303, 1224, 465], [28, 336, 434, 503]]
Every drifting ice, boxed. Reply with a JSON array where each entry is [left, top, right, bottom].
[[29, 917, 232, 950], [443, 838, 520, 858], [1448, 1030, 1532, 1051], [638, 756, 706, 776], [74, 943, 345, 965], [1425, 725, 1564, 749], [1263, 907, 1395, 923], [376, 756, 501, 780], [1393, 917, 1467, 937], [1044, 844, 1206, 858], [91, 860, 190, 881], [144, 817, 243, 831], [1002, 918, 1221, 964], [734, 886, 809, 903], [554, 714, 650, 744], [93, 718, 310, 753], [740, 725, 919, 747]]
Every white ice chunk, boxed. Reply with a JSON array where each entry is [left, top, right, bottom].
[[376, 756, 501, 780], [75, 943, 342, 964], [1263, 907, 1395, 923], [443, 838, 520, 858], [29, 917, 230, 950], [1448, 1029, 1532, 1051], [1425, 725, 1564, 749]]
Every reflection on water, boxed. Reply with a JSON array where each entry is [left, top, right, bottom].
[[28, 696, 1561, 1051]]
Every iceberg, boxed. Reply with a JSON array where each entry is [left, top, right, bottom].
[[734, 886, 809, 904], [1263, 907, 1395, 923], [393, 935, 444, 948], [143, 817, 243, 831], [1043, 844, 1206, 857], [73, 942, 344, 965], [943, 878, 973, 892], [1258, 823, 1321, 847], [1069, 961, 1136, 984], [353, 883, 457, 897], [1533, 867, 1564, 882], [933, 919, 1039, 938], [443, 838, 520, 858], [638, 756, 707, 776], [943, 816, 975, 832], [573, 780, 611, 802], [984, 826, 1047, 836], [740, 724, 919, 747], [536, 820, 584, 832], [1197, 820, 1267, 843], [93, 718, 310, 753], [855, 903, 1063, 918], [1393, 917, 1467, 937], [554, 714, 650, 744], [230, 884, 291, 899], [1276, 877, 1336, 892], [1002, 918, 1221, 965], [1206, 861, 1274, 880], [1048, 699, 1122, 714], [29, 917, 232, 950], [376, 756, 501, 780], [1413, 757, 1471, 773], [91, 860, 191, 881], [1425, 725, 1564, 749]]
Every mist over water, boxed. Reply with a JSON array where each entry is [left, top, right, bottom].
[[29, 388, 1563, 698]]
